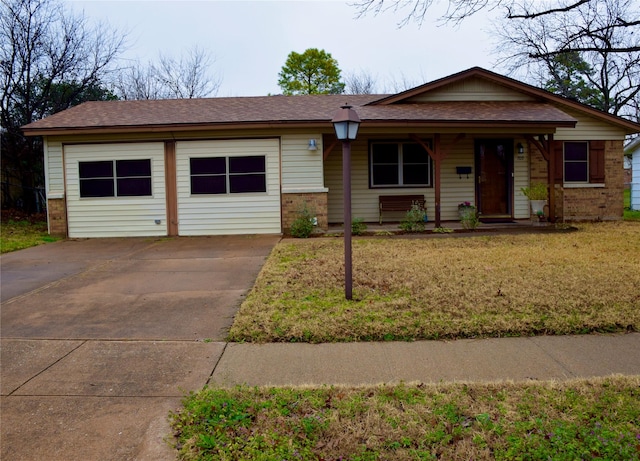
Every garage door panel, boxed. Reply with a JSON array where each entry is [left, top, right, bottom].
[[64, 143, 166, 238], [176, 139, 281, 236]]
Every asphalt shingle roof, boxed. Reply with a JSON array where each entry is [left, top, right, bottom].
[[22, 67, 640, 135], [21, 94, 577, 134]]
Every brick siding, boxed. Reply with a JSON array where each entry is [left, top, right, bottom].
[[281, 192, 328, 233], [529, 140, 623, 221], [47, 198, 68, 236]]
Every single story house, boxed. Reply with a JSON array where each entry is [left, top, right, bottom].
[[22, 67, 640, 238], [625, 136, 640, 211]]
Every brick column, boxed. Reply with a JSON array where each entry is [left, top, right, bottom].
[[47, 197, 68, 236]]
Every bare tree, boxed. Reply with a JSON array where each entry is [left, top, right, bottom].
[[353, 0, 640, 54], [115, 46, 221, 100], [344, 70, 379, 94], [383, 72, 427, 93], [495, 0, 640, 118], [114, 63, 165, 100], [1, 0, 126, 211]]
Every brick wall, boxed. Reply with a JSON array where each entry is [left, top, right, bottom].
[[281, 192, 328, 233], [47, 197, 68, 236], [529, 146, 548, 183], [529, 140, 624, 221]]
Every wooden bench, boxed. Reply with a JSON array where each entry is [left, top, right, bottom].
[[378, 195, 426, 224]]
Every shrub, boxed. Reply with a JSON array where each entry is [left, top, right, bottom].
[[352, 218, 367, 235], [289, 203, 315, 238], [459, 206, 480, 230], [400, 201, 426, 232]]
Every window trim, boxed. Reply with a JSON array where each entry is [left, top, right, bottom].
[[189, 155, 268, 196], [79, 159, 152, 198], [369, 140, 433, 189]]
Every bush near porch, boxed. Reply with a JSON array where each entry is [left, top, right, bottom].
[[228, 222, 640, 343]]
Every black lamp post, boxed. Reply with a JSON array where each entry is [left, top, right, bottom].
[[331, 104, 360, 300]]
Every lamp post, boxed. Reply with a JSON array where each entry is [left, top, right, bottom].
[[331, 104, 360, 300]]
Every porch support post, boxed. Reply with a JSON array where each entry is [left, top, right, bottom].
[[547, 134, 556, 222], [525, 134, 556, 223], [433, 134, 442, 228], [164, 141, 178, 236], [409, 133, 443, 227]]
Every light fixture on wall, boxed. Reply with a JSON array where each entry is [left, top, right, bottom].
[[517, 143, 524, 154], [308, 139, 318, 151]]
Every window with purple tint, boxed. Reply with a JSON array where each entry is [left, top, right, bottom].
[[79, 159, 151, 197], [564, 142, 588, 182], [190, 156, 266, 195]]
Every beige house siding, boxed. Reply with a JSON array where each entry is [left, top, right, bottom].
[[555, 108, 628, 141], [439, 139, 475, 220], [513, 139, 531, 219], [281, 134, 325, 192], [175, 138, 281, 236], [407, 77, 536, 102], [64, 142, 167, 238], [44, 139, 65, 197]]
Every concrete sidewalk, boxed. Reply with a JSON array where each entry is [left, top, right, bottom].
[[209, 333, 640, 387]]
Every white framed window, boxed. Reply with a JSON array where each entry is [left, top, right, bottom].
[[369, 141, 432, 188]]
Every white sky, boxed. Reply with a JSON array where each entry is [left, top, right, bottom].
[[68, 0, 500, 97]]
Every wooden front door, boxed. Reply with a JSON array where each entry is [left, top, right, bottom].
[[475, 139, 513, 218]]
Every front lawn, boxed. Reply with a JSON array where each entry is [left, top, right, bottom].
[[228, 222, 640, 343], [0, 218, 58, 253], [170, 376, 640, 461]]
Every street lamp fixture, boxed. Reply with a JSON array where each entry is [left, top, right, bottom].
[[331, 104, 360, 300], [332, 105, 360, 141]]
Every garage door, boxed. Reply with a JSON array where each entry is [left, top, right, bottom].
[[176, 139, 281, 235], [64, 143, 167, 238]]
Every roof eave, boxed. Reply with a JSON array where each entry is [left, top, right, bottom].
[[23, 118, 577, 137], [362, 120, 577, 129], [21, 120, 333, 137]]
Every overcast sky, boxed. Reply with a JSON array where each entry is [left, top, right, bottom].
[[68, 0, 499, 97]]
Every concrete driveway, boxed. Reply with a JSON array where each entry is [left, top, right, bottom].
[[0, 235, 279, 460]]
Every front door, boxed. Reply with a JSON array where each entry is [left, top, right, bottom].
[[475, 139, 513, 219]]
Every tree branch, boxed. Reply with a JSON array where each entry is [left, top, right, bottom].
[[508, 0, 591, 19], [530, 45, 640, 58]]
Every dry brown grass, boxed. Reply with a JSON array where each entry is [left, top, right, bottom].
[[228, 222, 640, 343]]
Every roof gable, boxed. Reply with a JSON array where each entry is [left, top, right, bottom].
[[369, 67, 640, 134], [404, 76, 536, 103]]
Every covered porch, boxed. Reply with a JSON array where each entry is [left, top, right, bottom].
[[322, 128, 566, 228]]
